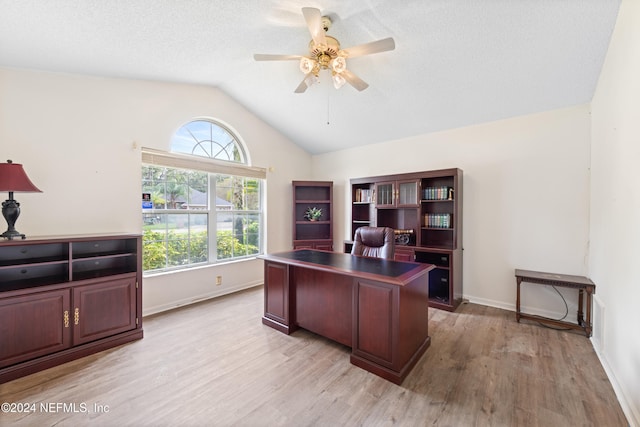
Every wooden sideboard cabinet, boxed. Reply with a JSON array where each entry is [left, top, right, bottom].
[[0, 234, 143, 383]]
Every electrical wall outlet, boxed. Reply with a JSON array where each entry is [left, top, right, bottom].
[[216, 275, 222, 286]]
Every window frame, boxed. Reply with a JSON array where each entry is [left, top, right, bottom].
[[141, 119, 266, 274]]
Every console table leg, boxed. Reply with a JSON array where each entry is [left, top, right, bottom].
[[516, 278, 522, 322], [585, 290, 593, 338], [577, 288, 585, 325]]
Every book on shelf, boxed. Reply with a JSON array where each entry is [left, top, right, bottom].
[[424, 213, 452, 228], [422, 186, 453, 201], [354, 188, 373, 203]]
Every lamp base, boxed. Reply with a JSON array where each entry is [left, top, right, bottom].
[[0, 230, 26, 240], [2, 196, 27, 240]]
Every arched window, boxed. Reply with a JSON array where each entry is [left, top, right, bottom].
[[171, 119, 247, 164], [141, 119, 264, 273]]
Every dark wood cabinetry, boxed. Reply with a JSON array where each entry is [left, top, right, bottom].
[[292, 181, 333, 250], [0, 234, 143, 383], [350, 169, 463, 311]]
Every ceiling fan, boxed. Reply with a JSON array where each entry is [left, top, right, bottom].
[[254, 7, 395, 93]]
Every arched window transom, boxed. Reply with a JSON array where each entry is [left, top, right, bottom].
[[171, 119, 246, 163]]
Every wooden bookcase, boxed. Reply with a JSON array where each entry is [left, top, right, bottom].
[[292, 181, 333, 251], [349, 169, 463, 311], [0, 233, 143, 383]]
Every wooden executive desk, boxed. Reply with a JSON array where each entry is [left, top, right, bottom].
[[259, 249, 434, 384]]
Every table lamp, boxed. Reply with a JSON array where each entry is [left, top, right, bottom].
[[0, 159, 42, 240]]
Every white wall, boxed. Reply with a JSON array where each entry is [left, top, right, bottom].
[[312, 105, 592, 318], [0, 67, 312, 316], [590, 0, 640, 424]]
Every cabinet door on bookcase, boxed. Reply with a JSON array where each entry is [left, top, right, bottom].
[[375, 180, 420, 208], [375, 181, 395, 207], [397, 180, 420, 207]]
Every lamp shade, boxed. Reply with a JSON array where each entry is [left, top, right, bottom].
[[0, 160, 42, 192]]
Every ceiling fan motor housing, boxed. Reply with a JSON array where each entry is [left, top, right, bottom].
[[309, 35, 341, 69]]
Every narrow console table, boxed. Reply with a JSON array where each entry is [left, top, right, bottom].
[[259, 249, 434, 384], [515, 269, 595, 337]]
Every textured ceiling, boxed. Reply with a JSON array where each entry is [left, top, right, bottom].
[[0, 0, 621, 154]]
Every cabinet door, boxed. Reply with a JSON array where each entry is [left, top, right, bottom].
[[72, 276, 137, 345], [0, 289, 72, 368], [375, 181, 395, 207], [375, 180, 420, 207], [397, 180, 420, 207]]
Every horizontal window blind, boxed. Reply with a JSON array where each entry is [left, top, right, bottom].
[[141, 148, 266, 179]]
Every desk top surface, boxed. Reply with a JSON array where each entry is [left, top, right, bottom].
[[260, 250, 432, 285]]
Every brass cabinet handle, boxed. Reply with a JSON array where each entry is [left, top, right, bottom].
[[63, 310, 69, 328], [74, 308, 80, 325]]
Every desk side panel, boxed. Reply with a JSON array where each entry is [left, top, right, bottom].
[[355, 281, 396, 366], [399, 275, 430, 365], [263, 261, 291, 331]]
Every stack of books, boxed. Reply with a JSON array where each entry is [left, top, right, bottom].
[[424, 213, 452, 228], [354, 188, 373, 202], [422, 186, 452, 200]]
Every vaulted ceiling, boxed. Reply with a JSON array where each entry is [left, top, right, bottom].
[[0, 1, 621, 154]]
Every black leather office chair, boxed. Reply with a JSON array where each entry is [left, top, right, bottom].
[[351, 226, 395, 260]]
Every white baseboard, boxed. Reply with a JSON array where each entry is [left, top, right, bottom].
[[142, 281, 263, 317], [464, 294, 576, 323], [592, 341, 639, 427]]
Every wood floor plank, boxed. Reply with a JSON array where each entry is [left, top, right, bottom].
[[0, 286, 628, 426]]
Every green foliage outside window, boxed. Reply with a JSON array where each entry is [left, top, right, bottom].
[[143, 229, 258, 271]]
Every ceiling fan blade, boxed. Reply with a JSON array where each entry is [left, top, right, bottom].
[[341, 70, 369, 91], [294, 76, 309, 93], [254, 53, 302, 61], [301, 7, 327, 46], [341, 37, 396, 58]]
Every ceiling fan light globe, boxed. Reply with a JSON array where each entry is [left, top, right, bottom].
[[332, 73, 346, 89], [299, 57, 317, 74], [331, 57, 347, 73]]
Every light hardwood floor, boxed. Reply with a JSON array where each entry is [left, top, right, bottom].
[[0, 286, 628, 426]]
